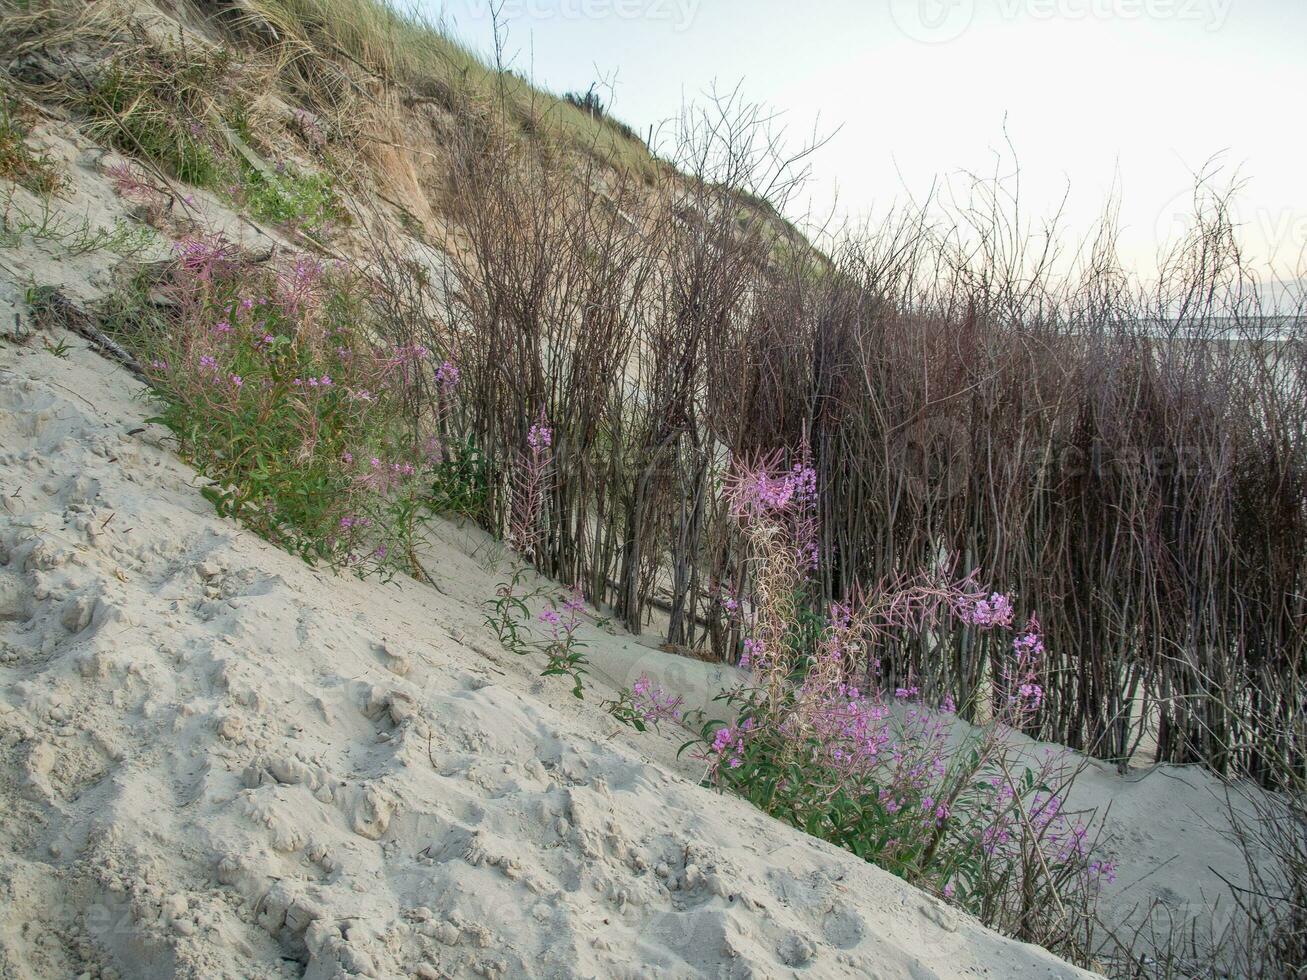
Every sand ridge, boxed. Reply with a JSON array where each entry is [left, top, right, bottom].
[[0, 114, 1265, 980], [0, 318, 1093, 977]]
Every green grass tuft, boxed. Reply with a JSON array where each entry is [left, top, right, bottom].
[[79, 51, 232, 187], [0, 96, 67, 195]]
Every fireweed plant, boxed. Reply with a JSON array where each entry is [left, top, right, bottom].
[[537, 590, 589, 698], [484, 415, 591, 697], [484, 563, 547, 655], [510, 411, 554, 561], [615, 455, 1115, 963], [606, 674, 685, 733], [135, 235, 454, 575]]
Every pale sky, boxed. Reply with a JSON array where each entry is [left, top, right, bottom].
[[430, 0, 1306, 285]]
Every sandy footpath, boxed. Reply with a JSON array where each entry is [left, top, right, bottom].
[[0, 300, 1105, 977]]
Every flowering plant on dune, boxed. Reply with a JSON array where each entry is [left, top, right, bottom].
[[485, 414, 592, 698], [660, 454, 1113, 960], [138, 236, 453, 574], [608, 673, 685, 731], [537, 589, 589, 698]]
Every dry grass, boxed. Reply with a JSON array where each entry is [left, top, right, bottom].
[[0, 94, 66, 195], [222, 0, 662, 181]]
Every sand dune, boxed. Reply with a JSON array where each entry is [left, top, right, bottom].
[[0, 119, 1267, 980], [0, 318, 1099, 977]]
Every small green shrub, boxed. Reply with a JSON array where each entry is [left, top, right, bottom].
[[129, 236, 452, 575], [484, 564, 543, 656], [563, 86, 644, 147], [239, 163, 346, 233], [427, 434, 492, 520], [483, 564, 590, 699], [536, 590, 589, 698], [612, 454, 1114, 967]]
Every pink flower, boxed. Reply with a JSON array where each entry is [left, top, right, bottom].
[[707, 720, 753, 772], [740, 637, 764, 670], [511, 410, 554, 558], [1089, 860, 1117, 885], [629, 674, 684, 725], [1013, 626, 1045, 659], [528, 419, 553, 452], [956, 592, 1015, 629], [435, 360, 460, 392]]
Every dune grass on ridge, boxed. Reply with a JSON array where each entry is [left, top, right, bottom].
[[232, 0, 662, 180]]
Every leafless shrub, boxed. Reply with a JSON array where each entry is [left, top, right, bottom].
[[399, 86, 1307, 795]]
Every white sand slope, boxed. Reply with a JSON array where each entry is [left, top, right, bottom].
[[0, 308, 1101, 977], [0, 100, 1274, 980]]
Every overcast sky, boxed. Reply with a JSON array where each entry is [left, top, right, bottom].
[[429, 0, 1305, 284]]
